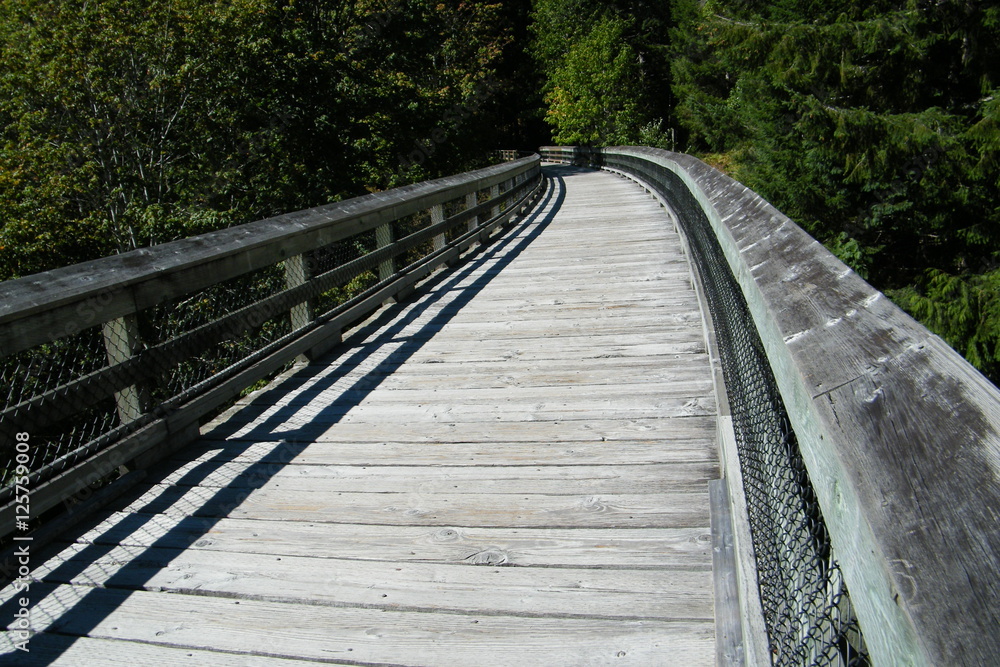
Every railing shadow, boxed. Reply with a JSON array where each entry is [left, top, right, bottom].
[[0, 165, 582, 664]]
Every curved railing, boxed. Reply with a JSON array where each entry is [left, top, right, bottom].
[[0, 155, 543, 540], [542, 146, 1000, 666]]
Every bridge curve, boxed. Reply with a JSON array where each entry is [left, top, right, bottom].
[[2, 148, 998, 665], [2, 165, 724, 664]]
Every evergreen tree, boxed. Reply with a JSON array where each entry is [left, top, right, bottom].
[[670, 0, 1000, 383], [530, 0, 676, 146]]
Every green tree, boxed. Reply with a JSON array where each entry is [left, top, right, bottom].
[[0, 0, 522, 282], [543, 18, 644, 145], [0, 0, 241, 272], [530, 0, 676, 147], [669, 0, 1000, 383], [891, 269, 1000, 378]]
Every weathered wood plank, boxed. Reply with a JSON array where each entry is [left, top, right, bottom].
[[149, 461, 718, 495], [257, 401, 715, 425], [348, 318, 703, 340], [710, 479, 744, 665], [398, 306, 705, 327], [235, 384, 716, 414], [452, 254, 688, 271], [183, 438, 719, 466], [254, 359, 714, 393], [449, 266, 695, 284], [414, 281, 686, 301], [347, 341, 708, 365], [70, 514, 713, 568], [118, 484, 712, 528], [421, 286, 698, 305], [33, 544, 714, 620], [3, 584, 716, 666], [399, 292, 703, 311], [249, 379, 714, 401], [308, 353, 711, 375], [0, 634, 334, 666], [211, 415, 716, 443]]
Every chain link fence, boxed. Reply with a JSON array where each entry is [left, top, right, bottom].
[[597, 149, 869, 666]]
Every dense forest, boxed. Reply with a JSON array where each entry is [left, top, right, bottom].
[[1, 0, 997, 384], [0, 0, 541, 276]]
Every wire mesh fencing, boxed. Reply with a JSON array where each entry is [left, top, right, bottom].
[[601, 150, 869, 667], [0, 156, 542, 539]]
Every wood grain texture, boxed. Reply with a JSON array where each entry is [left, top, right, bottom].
[[150, 461, 719, 494], [116, 484, 712, 528], [185, 438, 719, 466], [31, 544, 714, 620], [0, 634, 337, 667], [3, 584, 715, 666], [70, 513, 713, 568], [0, 165, 721, 665]]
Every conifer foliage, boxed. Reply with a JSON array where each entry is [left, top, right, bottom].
[[669, 0, 1000, 383]]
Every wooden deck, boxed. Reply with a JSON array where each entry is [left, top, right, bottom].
[[1, 165, 722, 665]]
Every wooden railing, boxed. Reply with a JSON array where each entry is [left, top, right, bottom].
[[0, 155, 543, 542], [543, 145, 1000, 666]]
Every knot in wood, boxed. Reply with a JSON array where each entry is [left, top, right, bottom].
[[434, 528, 460, 542], [466, 548, 509, 566]]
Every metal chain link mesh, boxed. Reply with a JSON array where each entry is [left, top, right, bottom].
[[602, 152, 869, 666], [308, 229, 381, 319]]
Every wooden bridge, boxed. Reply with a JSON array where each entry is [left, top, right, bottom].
[[1, 149, 998, 665]]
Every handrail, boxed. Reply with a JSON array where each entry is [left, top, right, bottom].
[[543, 145, 1000, 666], [0, 155, 544, 540]]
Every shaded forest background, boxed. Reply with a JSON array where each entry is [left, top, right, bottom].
[[1, 0, 997, 384]]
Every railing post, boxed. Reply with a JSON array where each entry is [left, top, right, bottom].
[[463, 191, 481, 248], [431, 203, 451, 271], [376, 222, 394, 282], [431, 204, 445, 253], [101, 315, 147, 424], [490, 184, 501, 220], [378, 216, 422, 304], [285, 252, 342, 362], [465, 192, 478, 234], [284, 253, 313, 331], [516, 173, 529, 214]]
